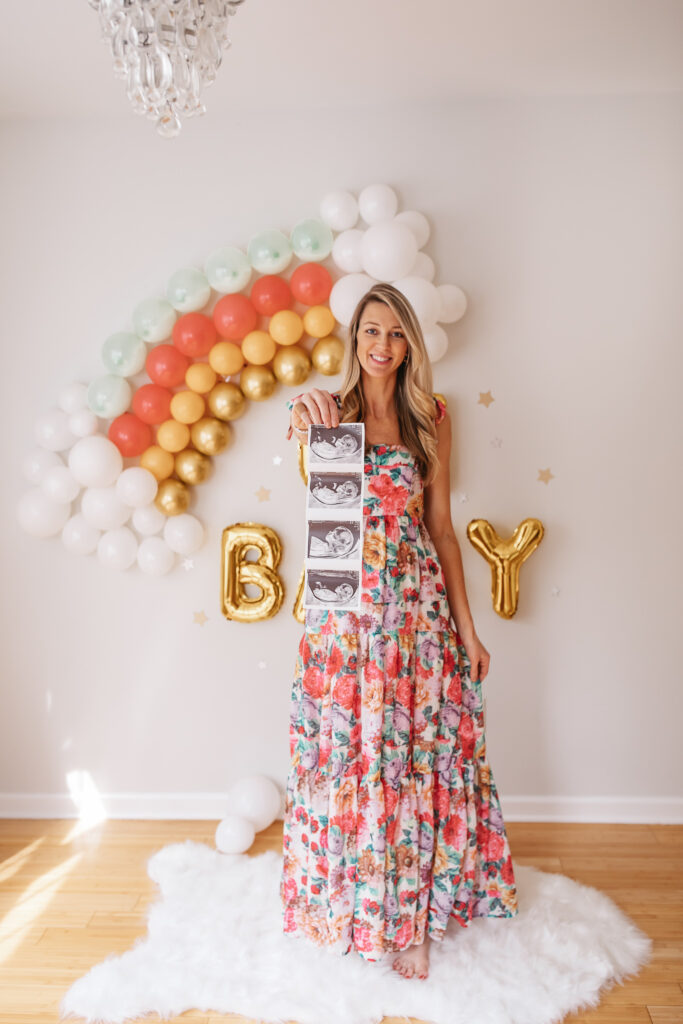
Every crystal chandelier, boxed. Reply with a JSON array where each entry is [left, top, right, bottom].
[[88, 0, 247, 137]]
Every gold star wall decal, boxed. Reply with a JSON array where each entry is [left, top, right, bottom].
[[193, 610, 208, 626], [255, 486, 271, 502], [478, 390, 494, 407], [538, 467, 555, 484]]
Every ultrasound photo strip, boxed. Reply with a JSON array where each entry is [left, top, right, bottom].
[[304, 423, 364, 611]]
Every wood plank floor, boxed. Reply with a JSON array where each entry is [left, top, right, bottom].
[[0, 819, 681, 1024]]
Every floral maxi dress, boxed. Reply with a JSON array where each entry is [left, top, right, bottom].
[[280, 396, 519, 961]]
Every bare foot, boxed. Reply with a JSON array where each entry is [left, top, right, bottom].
[[391, 932, 430, 980]]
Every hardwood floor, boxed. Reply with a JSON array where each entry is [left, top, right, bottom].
[[0, 819, 681, 1024]]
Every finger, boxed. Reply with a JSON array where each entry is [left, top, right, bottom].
[[327, 393, 340, 427], [309, 390, 333, 427], [298, 395, 325, 426]]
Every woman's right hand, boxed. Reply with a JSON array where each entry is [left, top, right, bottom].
[[291, 388, 340, 436]]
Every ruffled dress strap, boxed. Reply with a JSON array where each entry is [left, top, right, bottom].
[[433, 394, 447, 425]]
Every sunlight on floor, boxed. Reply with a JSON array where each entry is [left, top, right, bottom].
[[0, 837, 44, 885], [0, 850, 83, 962]]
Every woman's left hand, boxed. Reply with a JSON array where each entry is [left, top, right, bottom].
[[459, 630, 490, 683]]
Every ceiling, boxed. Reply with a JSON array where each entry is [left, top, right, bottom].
[[2, 0, 682, 119]]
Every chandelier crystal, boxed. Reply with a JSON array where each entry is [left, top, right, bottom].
[[88, 0, 247, 137]]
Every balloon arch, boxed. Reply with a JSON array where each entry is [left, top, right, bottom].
[[17, 183, 467, 576]]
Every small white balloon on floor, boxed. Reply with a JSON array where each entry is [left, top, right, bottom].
[[215, 774, 283, 854]]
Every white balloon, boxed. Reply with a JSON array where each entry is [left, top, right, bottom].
[[358, 183, 398, 225], [81, 486, 131, 530], [17, 489, 71, 538], [116, 467, 158, 508], [331, 229, 364, 274], [62, 514, 101, 555], [319, 190, 359, 231], [34, 409, 76, 452], [437, 283, 468, 323], [329, 273, 375, 327], [97, 527, 138, 570], [41, 466, 81, 504], [392, 276, 440, 328], [394, 210, 431, 249], [22, 448, 63, 485], [361, 222, 417, 282], [68, 436, 123, 488], [424, 324, 449, 362], [132, 503, 166, 536], [225, 774, 282, 831], [58, 382, 88, 415], [410, 251, 436, 282], [137, 536, 175, 575], [68, 409, 99, 438], [163, 513, 205, 555], [215, 815, 255, 855]]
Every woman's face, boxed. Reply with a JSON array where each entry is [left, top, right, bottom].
[[356, 301, 409, 379]]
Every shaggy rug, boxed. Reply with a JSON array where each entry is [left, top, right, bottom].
[[60, 841, 652, 1024]]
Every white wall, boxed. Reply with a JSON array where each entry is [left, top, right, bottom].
[[1, 95, 681, 822]]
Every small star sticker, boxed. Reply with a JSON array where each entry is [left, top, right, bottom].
[[182, 558, 194, 571], [538, 467, 555, 484], [458, 492, 469, 503], [490, 436, 503, 447], [272, 455, 283, 466], [478, 390, 495, 407], [551, 587, 561, 597], [258, 660, 267, 670], [255, 486, 271, 502], [193, 610, 208, 626]]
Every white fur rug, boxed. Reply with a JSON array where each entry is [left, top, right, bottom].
[[60, 840, 652, 1024]]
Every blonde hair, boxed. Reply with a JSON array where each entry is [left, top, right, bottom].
[[338, 283, 440, 483]]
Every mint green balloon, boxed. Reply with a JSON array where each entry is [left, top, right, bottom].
[[247, 230, 292, 274], [290, 219, 334, 262], [132, 297, 176, 343], [87, 375, 132, 418], [101, 332, 147, 377], [204, 246, 251, 294], [165, 267, 212, 312]]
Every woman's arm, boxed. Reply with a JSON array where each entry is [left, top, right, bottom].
[[423, 409, 490, 682]]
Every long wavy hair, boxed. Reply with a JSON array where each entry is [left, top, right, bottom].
[[338, 283, 440, 483]]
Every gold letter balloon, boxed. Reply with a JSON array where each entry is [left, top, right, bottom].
[[466, 518, 544, 619], [221, 522, 285, 623]]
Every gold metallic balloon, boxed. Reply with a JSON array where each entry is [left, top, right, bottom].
[[297, 439, 309, 486], [175, 448, 213, 485], [240, 365, 276, 402], [208, 381, 246, 421], [311, 335, 345, 375], [292, 564, 306, 623], [221, 522, 285, 623], [190, 417, 232, 455], [273, 345, 311, 387], [154, 478, 190, 517], [466, 517, 544, 619]]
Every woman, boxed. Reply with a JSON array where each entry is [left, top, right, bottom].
[[280, 283, 518, 980]]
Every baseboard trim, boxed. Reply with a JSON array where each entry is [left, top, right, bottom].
[[0, 792, 681, 823]]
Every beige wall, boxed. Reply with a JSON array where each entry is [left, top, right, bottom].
[[1, 95, 681, 822]]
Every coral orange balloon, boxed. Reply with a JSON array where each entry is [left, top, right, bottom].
[[290, 263, 333, 305], [213, 294, 258, 341], [172, 313, 217, 357], [132, 383, 173, 424], [108, 413, 153, 457], [250, 275, 291, 316], [146, 344, 190, 388]]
